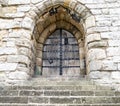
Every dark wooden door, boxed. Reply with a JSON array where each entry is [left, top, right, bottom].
[[42, 29, 80, 76]]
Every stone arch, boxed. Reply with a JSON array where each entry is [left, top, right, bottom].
[[35, 21, 85, 75], [27, 0, 96, 77]]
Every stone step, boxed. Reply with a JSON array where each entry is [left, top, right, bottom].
[[0, 104, 120, 106], [0, 90, 119, 96], [0, 96, 120, 104], [0, 85, 113, 91]]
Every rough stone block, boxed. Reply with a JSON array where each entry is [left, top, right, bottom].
[[7, 55, 30, 66], [85, 16, 95, 28], [106, 47, 120, 56], [89, 60, 102, 71], [17, 5, 31, 12], [88, 49, 106, 62], [0, 56, 7, 63], [102, 60, 118, 70], [0, 63, 17, 71], [0, 97, 28, 103], [29, 97, 49, 103], [22, 17, 34, 30], [108, 40, 120, 46], [101, 32, 120, 40], [0, 47, 17, 55], [111, 72, 120, 79], [86, 33, 101, 43], [88, 41, 108, 48], [31, 0, 43, 4], [5, 12, 25, 18], [8, 0, 30, 5], [89, 71, 111, 79], [9, 29, 31, 39], [8, 71, 29, 80], [0, 19, 21, 29]]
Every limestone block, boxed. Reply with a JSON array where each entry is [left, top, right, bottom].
[[111, 72, 120, 79], [0, 56, 7, 63], [8, 0, 30, 5], [91, 9, 102, 15], [75, 4, 85, 14], [108, 40, 120, 47], [110, 8, 120, 14], [85, 16, 95, 28], [118, 64, 120, 70], [15, 39, 31, 48], [0, 30, 8, 40], [17, 66, 29, 74], [0, 72, 6, 82], [69, 0, 77, 9], [112, 56, 120, 63], [86, 33, 101, 43], [0, 47, 17, 55], [88, 49, 106, 62], [112, 21, 120, 26], [7, 41, 15, 47], [89, 71, 111, 79], [52, 0, 64, 5], [1, 6, 17, 17], [31, 0, 43, 4], [8, 71, 29, 80], [101, 32, 120, 40], [37, 43, 43, 51], [96, 20, 111, 27], [0, 63, 17, 71], [44, 0, 52, 7], [38, 37, 45, 44], [89, 60, 102, 71], [22, 17, 34, 30], [5, 12, 25, 18], [102, 60, 117, 70], [9, 29, 31, 39], [106, 47, 120, 56], [17, 5, 31, 12], [7, 55, 30, 66], [88, 41, 108, 48], [18, 47, 29, 56]]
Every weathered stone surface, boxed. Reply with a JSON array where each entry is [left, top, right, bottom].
[[101, 32, 120, 40], [108, 40, 120, 46], [8, 0, 30, 5], [5, 12, 25, 18], [88, 41, 108, 48], [85, 16, 95, 28], [22, 17, 34, 30], [102, 60, 118, 70], [17, 5, 31, 12], [31, 0, 43, 4], [7, 55, 30, 66], [0, 63, 17, 71], [88, 49, 106, 62], [0, 47, 17, 55], [0, 56, 7, 63], [89, 60, 102, 71], [106, 47, 120, 56], [111, 72, 120, 79], [9, 29, 31, 39], [8, 71, 29, 80], [89, 71, 111, 79], [0, 19, 21, 29], [86, 33, 101, 43]]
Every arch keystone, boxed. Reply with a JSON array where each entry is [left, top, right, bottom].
[[64, 0, 71, 7]]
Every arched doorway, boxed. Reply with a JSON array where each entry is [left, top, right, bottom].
[[42, 29, 80, 77]]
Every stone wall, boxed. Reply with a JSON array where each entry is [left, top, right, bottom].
[[0, 0, 120, 85]]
